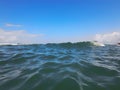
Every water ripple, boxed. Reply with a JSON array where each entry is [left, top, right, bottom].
[[0, 44, 120, 90]]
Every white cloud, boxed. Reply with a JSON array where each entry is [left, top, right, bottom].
[[0, 29, 43, 44], [95, 32, 120, 44], [5, 23, 22, 27]]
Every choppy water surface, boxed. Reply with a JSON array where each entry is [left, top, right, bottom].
[[0, 42, 120, 90]]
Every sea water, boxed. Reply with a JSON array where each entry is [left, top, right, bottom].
[[0, 42, 120, 90]]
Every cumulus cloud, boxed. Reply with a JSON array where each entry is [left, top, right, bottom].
[[0, 29, 43, 44], [5, 23, 22, 27], [95, 32, 120, 44]]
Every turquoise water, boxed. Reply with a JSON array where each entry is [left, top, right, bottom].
[[0, 42, 120, 90]]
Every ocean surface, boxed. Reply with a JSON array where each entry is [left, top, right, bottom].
[[0, 42, 120, 90]]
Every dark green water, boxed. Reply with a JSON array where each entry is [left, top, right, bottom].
[[0, 42, 120, 90]]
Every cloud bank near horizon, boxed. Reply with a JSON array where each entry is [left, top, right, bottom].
[[95, 32, 120, 44], [0, 28, 120, 44], [0, 29, 42, 44]]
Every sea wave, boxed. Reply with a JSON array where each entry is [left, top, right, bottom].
[[0, 43, 120, 90]]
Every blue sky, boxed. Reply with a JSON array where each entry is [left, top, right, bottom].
[[0, 0, 120, 43]]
